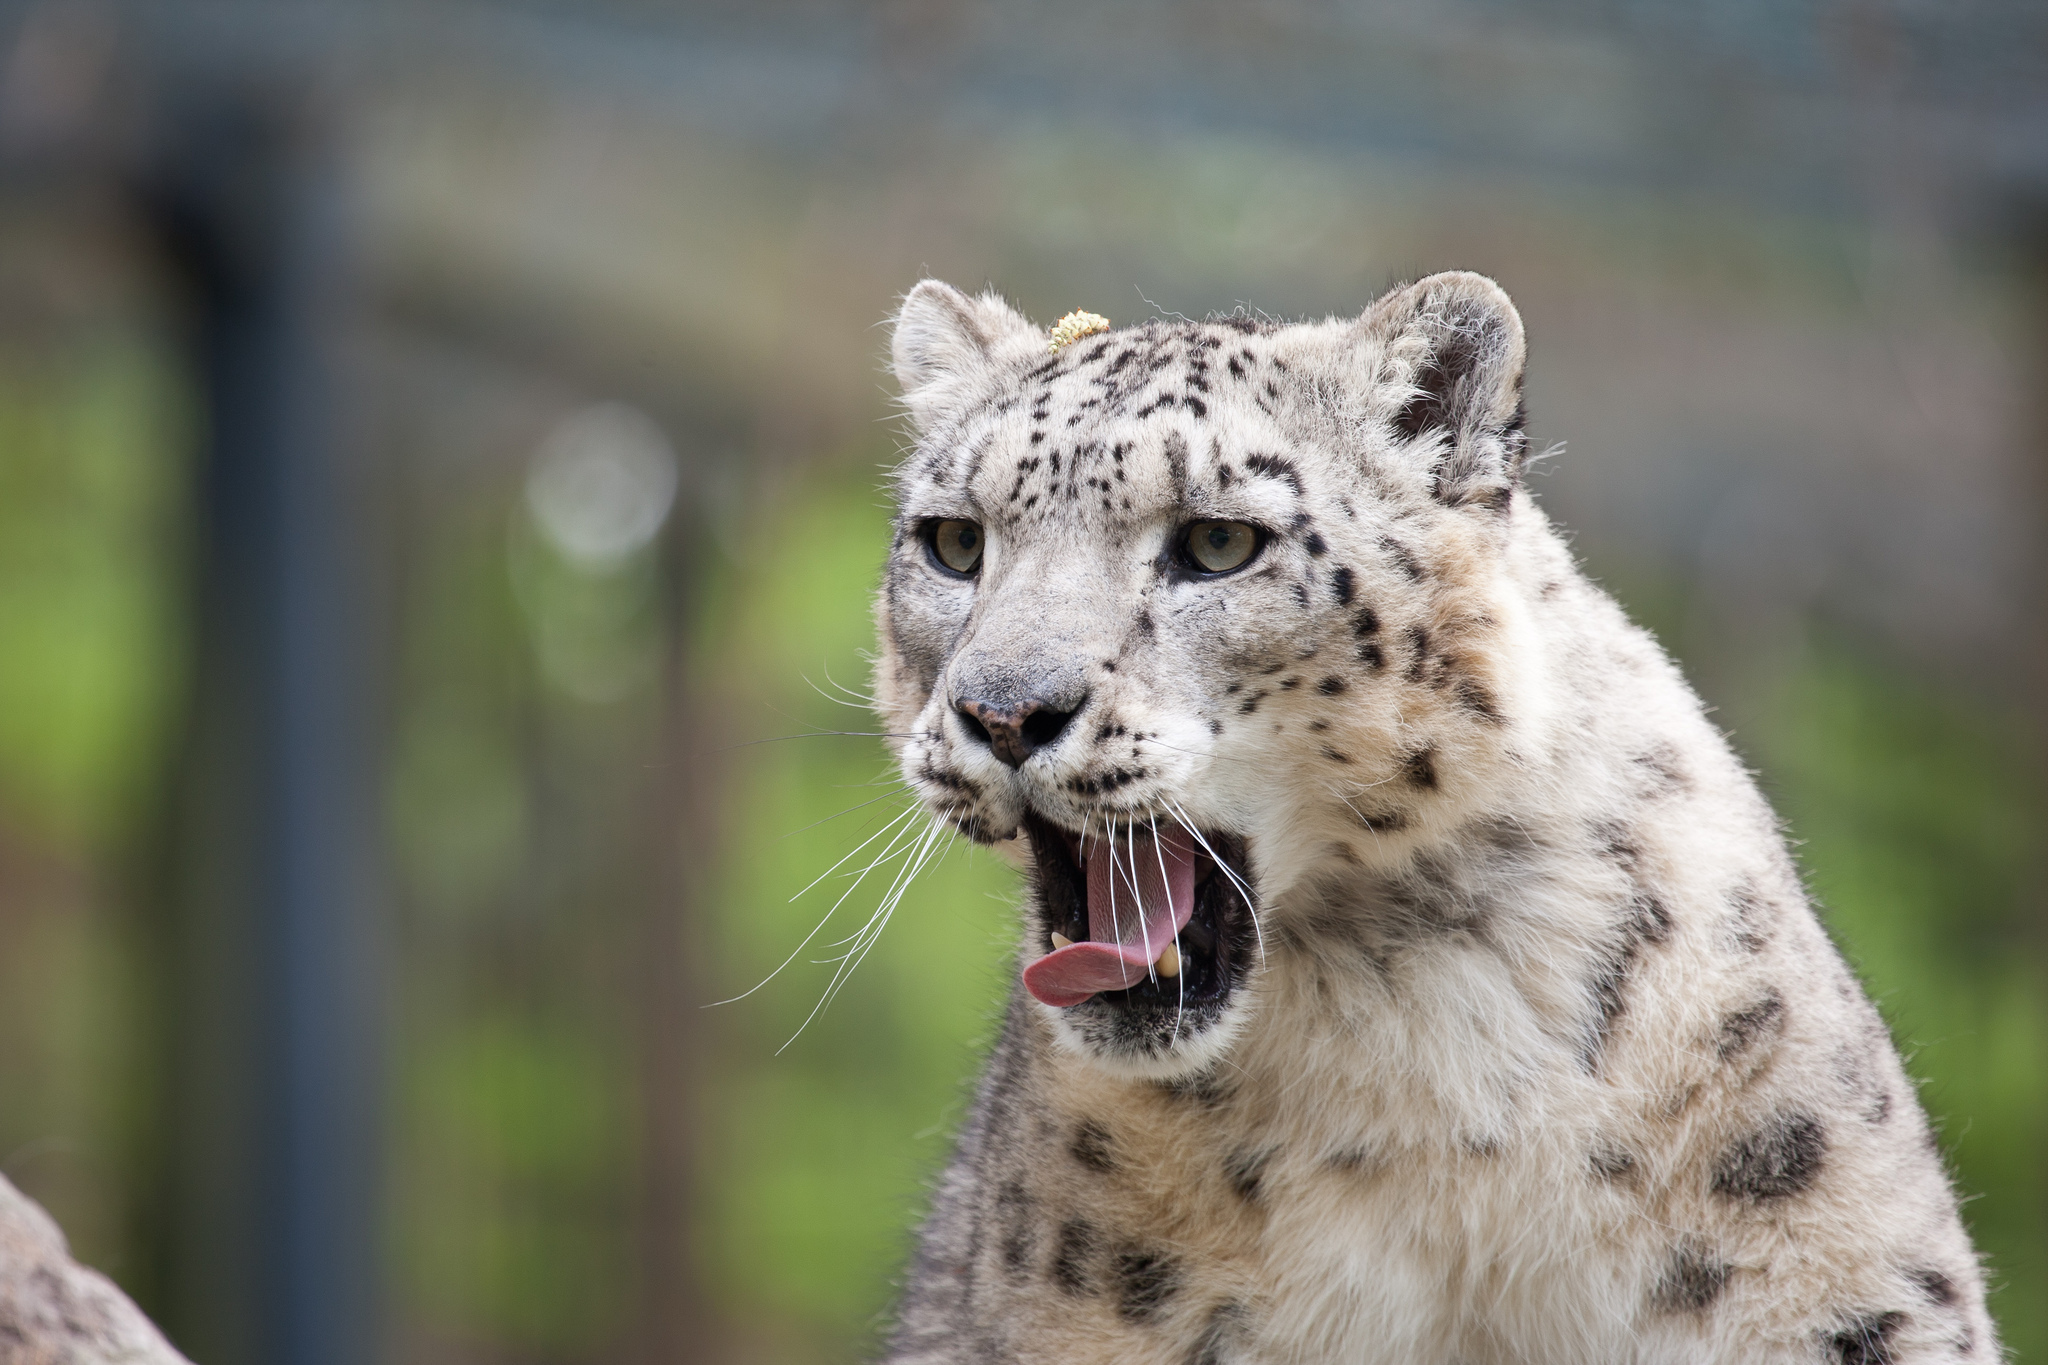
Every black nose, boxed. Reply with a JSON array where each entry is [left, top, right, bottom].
[[955, 695, 1082, 768]]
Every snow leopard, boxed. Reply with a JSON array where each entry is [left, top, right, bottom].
[[868, 272, 1996, 1364]]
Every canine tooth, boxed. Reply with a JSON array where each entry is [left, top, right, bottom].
[[1156, 943, 1181, 977], [1051, 932, 1074, 950]]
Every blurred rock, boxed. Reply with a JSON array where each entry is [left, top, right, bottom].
[[0, 1172, 189, 1365]]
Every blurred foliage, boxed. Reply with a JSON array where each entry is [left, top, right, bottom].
[[695, 469, 1017, 1360], [0, 328, 190, 1285]]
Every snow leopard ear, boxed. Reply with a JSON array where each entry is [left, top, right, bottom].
[[891, 280, 1041, 432], [1359, 271, 1529, 513]]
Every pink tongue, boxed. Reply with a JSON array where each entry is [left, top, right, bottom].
[[1022, 824, 1197, 1008]]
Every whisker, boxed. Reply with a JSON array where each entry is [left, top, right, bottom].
[[1150, 812, 1186, 1042], [722, 730, 916, 750], [1166, 797, 1266, 967], [786, 814, 951, 1049], [706, 802, 924, 1007], [777, 785, 912, 840], [787, 801, 923, 903]]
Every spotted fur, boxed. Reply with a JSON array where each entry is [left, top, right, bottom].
[[873, 275, 1995, 1363]]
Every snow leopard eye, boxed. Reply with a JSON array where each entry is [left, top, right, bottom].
[[926, 519, 984, 576], [1182, 520, 1260, 575]]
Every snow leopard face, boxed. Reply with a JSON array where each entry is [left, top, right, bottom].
[[877, 273, 1541, 1077]]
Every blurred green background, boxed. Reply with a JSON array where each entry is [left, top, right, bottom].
[[0, 2, 2043, 1362]]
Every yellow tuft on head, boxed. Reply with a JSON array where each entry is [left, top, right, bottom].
[[1047, 310, 1111, 353]]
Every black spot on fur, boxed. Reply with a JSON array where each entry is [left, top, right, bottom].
[[1051, 1220, 1097, 1295], [1717, 990, 1787, 1061], [1352, 605, 1380, 636], [1243, 452, 1304, 494], [1583, 895, 1675, 1070], [1592, 821, 1643, 872], [1357, 641, 1384, 669], [1291, 581, 1310, 609], [1726, 882, 1775, 953], [995, 1180, 1034, 1278], [1328, 564, 1356, 605], [1317, 675, 1348, 695], [1632, 742, 1690, 796], [1225, 1146, 1276, 1202], [1830, 1311, 1906, 1365], [1451, 674, 1504, 725], [1402, 746, 1438, 789], [1910, 1268, 1958, 1306], [1379, 537, 1424, 580], [1713, 1113, 1826, 1201], [1321, 746, 1350, 764], [1403, 625, 1430, 681], [1115, 1248, 1181, 1322], [1071, 1120, 1118, 1173], [1590, 1146, 1637, 1182], [1185, 395, 1208, 418], [1304, 532, 1327, 556], [1653, 1242, 1732, 1312]]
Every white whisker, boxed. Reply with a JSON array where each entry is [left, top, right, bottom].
[[1166, 797, 1266, 967]]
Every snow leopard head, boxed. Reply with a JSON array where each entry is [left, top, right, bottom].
[[877, 273, 1545, 1077]]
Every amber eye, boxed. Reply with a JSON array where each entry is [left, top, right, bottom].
[[1183, 520, 1259, 574], [928, 519, 984, 575]]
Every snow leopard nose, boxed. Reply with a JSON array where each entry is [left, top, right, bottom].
[[954, 695, 1083, 769]]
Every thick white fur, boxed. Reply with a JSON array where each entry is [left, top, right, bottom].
[[870, 277, 1995, 1364]]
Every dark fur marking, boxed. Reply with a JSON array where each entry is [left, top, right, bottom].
[[1404, 625, 1429, 681], [1225, 1146, 1276, 1202], [1910, 1268, 1958, 1307], [1115, 1248, 1182, 1322], [1071, 1120, 1118, 1174], [1712, 1113, 1826, 1201], [1379, 537, 1425, 580], [1358, 642, 1385, 669], [1716, 990, 1787, 1061], [1583, 895, 1674, 1070], [1727, 882, 1775, 953], [1051, 1220, 1098, 1296], [1451, 674, 1504, 725], [1352, 605, 1380, 636], [1830, 1311, 1906, 1365], [1317, 675, 1348, 695], [1242, 452, 1305, 494], [1238, 692, 1266, 715], [1590, 1146, 1636, 1182], [995, 1179, 1035, 1278], [1321, 746, 1351, 764], [1403, 746, 1438, 789], [1330, 565, 1355, 605], [1632, 742, 1690, 796], [1653, 1242, 1732, 1313], [1291, 581, 1311, 609], [1304, 532, 1328, 556]]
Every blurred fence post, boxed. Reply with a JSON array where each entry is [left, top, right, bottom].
[[148, 84, 378, 1365], [634, 509, 721, 1363]]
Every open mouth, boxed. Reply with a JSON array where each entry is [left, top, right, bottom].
[[1021, 811, 1255, 1018]]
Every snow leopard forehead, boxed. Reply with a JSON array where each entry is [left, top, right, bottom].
[[897, 317, 1318, 538]]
